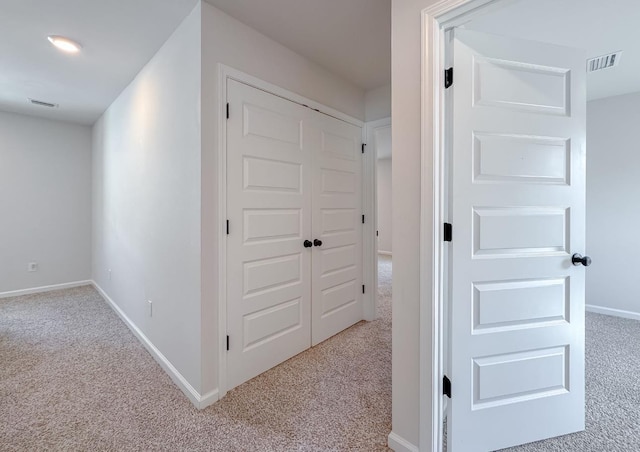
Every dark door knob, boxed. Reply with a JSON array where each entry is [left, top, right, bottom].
[[314, 239, 323, 247], [304, 240, 312, 248], [572, 253, 592, 267]]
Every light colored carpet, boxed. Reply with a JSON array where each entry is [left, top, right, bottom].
[[443, 311, 640, 451], [0, 257, 392, 451], [501, 311, 640, 452]]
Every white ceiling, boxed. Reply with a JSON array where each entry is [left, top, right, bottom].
[[0, 0, 198, 124], [204, 0, 391, 91], [466, 0, 640, 101]]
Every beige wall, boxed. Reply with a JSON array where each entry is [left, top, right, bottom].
[[586, 92, 640, 316], [0, 112, 91, 294]]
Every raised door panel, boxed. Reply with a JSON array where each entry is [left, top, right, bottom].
[[447, 29, 586, 452], [226, 80, 312, 390], [311, 113, 363, 346]]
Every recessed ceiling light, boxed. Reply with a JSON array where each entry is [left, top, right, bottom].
[[47, 35, 82, 53]]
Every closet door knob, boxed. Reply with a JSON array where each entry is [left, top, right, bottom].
[[572, 253, 592, 267], [314, 239, 323, 247], [304, 240, 313, 248]]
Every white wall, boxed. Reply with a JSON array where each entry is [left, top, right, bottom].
[[199, 2, 366, 396], [586, 92, 640, 316], [366, 83, 392, 121], [0, 112, 91, 294], [92, 4, 203, 395], [391, 0, 437, 449], [377, 158, 393, 254]]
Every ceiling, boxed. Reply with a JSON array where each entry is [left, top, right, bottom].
[[0, 0, 198, 124], [466, 0, 640, 101], [204, 0, 391, 91]]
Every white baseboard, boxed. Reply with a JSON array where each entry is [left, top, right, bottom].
[[388, 431, 419, 452], [586, 304, 640, 321], [92, 281, 219, 409], [0, 280, 92, 299], [378, 251, 392, 256]]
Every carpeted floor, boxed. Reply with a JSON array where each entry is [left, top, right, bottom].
[[502, 311, 640, 452], [0, 256, 392, 451]]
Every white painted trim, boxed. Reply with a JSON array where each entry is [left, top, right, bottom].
[[420, 1, 512, 451], [92, 281, 219, 409], [217, 64, 368, 397], [587, 304, 640, 322], [378, 251, 393, 257], [364, 116, 391, 321], [388, 431, 420, 452], [0, 280, 92, 299]]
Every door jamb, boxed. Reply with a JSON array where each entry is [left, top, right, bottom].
[[217, 64, 369, 398], [364, 117, 392, 320], [419, 1, 515, 450]]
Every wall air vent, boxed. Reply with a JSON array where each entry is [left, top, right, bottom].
[[587, 51, 622, 73], [28, 98, 59, 108]]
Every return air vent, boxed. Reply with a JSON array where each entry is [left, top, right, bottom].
[[587, 51, 622, 73], [28, 98, 58, 108]]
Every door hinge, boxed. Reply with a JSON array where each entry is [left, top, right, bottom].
[[362, 143, 366, 154], [226, 335, 230, 351], [376, 230, 379, 237], [444, 223, 452, 242], [226, 103, 230, 119], [443, 375, 452, 398], [444, 67, 453, 89], [362, 285, 365, 294], [226, 220, 230, 235], [362, 214, 365, 224]]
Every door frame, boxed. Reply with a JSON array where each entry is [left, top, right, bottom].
[[365, 116, 392, 319], [217, 64, 372, 398], [419, 1, 517, 450]]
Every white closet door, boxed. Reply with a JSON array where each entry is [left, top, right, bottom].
[[226, 80, 312, 390], [311, 112, 363, 345]]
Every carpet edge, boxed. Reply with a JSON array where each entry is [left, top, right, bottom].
[[92, 281, 219, 409]]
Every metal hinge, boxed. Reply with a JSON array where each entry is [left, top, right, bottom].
[[443, 375, 451, 398], [362, 214, 365, 224], [444, 67, 453, 89], [226, 103, 230, 119], [362, 143, 366, 154], [226, 220, 230, 235], [444, 223, 452, 242], [376, 230, 379, 237], [226, 335, 230, 351], [362, 285, 365, 294]]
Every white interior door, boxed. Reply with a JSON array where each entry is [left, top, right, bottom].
[[446, 29, 587, 451], [226, 79, 312, 389], [311, 112, 363, 345]]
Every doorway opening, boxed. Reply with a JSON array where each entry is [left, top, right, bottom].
[[425, 0, 640, 450]]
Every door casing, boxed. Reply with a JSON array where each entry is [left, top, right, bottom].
[[419, 1, 524, 451], [217, 65, 375, 398]]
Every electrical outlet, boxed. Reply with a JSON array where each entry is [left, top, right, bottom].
[[27, 262, 38, 272], [108, 269, 112, 280], [148, 300, 153, 317]]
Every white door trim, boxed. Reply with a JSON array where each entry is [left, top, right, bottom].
[[419, 1, 514, 450], [217, 64, 370, 398], [364, 116, 391, 321]]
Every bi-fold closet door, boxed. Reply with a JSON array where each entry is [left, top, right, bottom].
[[226, 79, 363, 390]]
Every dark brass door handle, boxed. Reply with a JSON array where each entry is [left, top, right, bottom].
[[314, 239, 323, 247], [304, 240, 312, 248]]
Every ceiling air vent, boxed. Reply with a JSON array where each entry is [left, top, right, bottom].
[[28, 98, 59, 108], [587, 51, 622, 73]]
